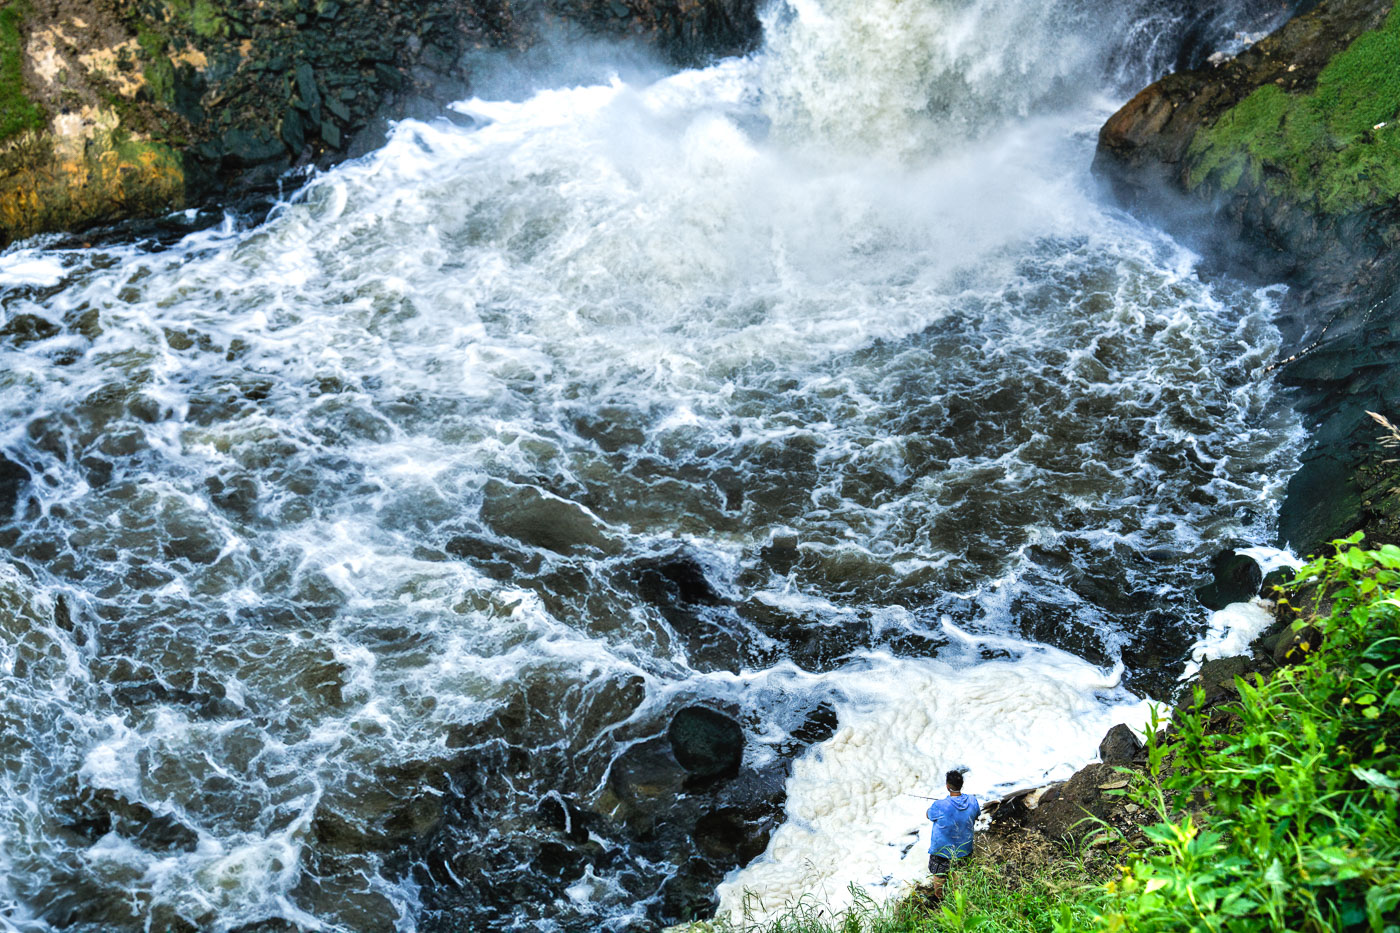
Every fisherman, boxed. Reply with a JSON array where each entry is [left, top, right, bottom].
[[926, 769, 979, 900]]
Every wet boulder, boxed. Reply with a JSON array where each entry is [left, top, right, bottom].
[[1260, 566, 1295, 597], [1097, 723, 1144, 766], [1187, 655, 1253, 707], [1195, 550, 1263, 610], [1016, 762, 1125, 842], [0, 453, 30, 518], [668, 705, 744, 782], [478, 480, 618, 555], [606, 736, 690, 831], [636, 551, 727, 608]]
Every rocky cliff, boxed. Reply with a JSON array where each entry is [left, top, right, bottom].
[[0, 0, 760, 244], [1094, 0, 1400, 555]]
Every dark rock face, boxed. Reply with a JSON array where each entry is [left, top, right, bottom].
[[1195, 550, 1264, 610], [1094, 0, 1400, 554]]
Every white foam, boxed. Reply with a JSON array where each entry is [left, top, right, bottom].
[[715, 645, 1152, 923], [1179, 547, 1300, 680], [1180, 599, 1275, 682], [1234, 545, 1302, 577], [0, 251, 66, 287]]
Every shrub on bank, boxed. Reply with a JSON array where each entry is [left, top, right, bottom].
[[701, 538, 1400, 932], [1090, 535, 1400, 933]]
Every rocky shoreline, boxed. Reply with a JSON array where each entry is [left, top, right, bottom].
[[976, 572, 1308, 900], [964, 0, 1400, 917], [1093, 0, 1400, 557], [0, 0, 761, 244]]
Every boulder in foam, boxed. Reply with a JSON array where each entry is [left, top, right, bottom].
[[1097, 723, 1144, 766], [477, 479, 619, 555], [0, 453, 31, 517], [1195, 550, 1263, 611]]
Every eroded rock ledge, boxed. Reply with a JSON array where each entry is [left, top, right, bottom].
[[1094, 0, 1400, 555], [0, 0, 761, 244]]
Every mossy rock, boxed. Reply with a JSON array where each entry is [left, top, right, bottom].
[[1187, 4, 1400, 213]]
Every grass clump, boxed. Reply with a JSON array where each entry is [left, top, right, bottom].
[[0, 0, 44, 143], [1187, 6, 1400, 213]]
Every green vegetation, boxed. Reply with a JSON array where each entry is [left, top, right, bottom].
[[165, 0, 227, 39], [697, 537, 1400, 932], [1188, 6, 1400, 213], [1090, 535, 1400, 932], [0, 0, 44, 142]]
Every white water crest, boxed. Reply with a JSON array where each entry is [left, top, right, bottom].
[[759, 0, 1094, 155], [1, 0, 1306, 930]]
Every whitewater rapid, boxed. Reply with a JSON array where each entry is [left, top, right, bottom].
[[0, 1, 1306, 930]]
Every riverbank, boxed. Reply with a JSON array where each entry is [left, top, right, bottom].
[[680, 537, 1400, 931]]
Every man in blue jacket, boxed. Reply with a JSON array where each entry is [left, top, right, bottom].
[[926, 769, 979, 899]]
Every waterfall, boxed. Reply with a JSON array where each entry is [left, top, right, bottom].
[[0, 1, 1304, 930]]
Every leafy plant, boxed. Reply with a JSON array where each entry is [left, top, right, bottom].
[[1080, 535, 1400, 933]]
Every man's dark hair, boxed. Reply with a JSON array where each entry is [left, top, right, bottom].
[[946, 769, 964, 791]]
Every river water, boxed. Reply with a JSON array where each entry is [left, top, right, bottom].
[[1, 1, 1305, 930]]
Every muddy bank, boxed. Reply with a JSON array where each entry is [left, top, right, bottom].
[[0, 0, 761, 244], [1093, 0, 1400, 555]]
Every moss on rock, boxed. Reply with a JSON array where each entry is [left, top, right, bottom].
[[1188, 5, 1400, 212], [0, 1, 44, 142], [0, 123, 184, 240]]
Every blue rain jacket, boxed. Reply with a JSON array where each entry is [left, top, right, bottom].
[[927, 793, 980, 858]]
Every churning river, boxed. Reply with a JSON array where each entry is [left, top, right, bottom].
[[1, 0, 1308, 930]]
